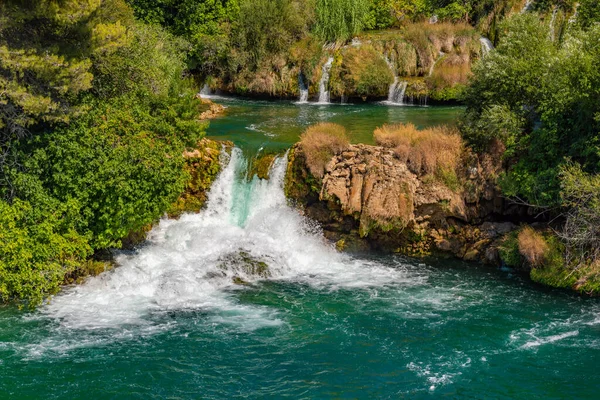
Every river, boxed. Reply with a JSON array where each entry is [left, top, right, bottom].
[[0, 99, 599, 399]]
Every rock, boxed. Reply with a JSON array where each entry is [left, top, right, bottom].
[[286, 142, 515, 262]]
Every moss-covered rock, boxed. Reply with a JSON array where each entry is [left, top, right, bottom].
[[168, 138, 231, 218]]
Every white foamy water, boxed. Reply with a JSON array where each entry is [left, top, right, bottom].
[[479, 37, 494, 57], [383, 56, 408, 105], [38, 149, 417, 332], [317, 57, 334, 104]]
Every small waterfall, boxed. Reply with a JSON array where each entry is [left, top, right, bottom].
[[569, 3, 579, 24], [317, 57, 334, 104], [429, 52, 445, 77], [479, 37, 494, 57], [521, 0, 533, 13], [297, 74, 309, 103], [200, 84, 212, 98], [384, 57, 407, 105], [550, 7, 559, 41]]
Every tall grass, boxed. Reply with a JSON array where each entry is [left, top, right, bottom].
[[300, 123, 350, 178], [314, 0, 371, 42], [518, 226, 549, 267], [373, 123, 462, 176]]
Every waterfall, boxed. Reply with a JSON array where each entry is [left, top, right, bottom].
[[429, 52, 445, 77], [384, 57, 407, 105], [200, 84, 212, 98], [297, 74, 309, 103], [317, 57, 334, 104], [39, 148, 407, 331], [550, 7, 559, 41], [479, 37, 494, 57], [569, 3, 579, 24], [521, 0, 533, 13]]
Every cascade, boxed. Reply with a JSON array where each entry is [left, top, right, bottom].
[[479, 37, 494, 57], [384, 57, 408, 105], [550, 7, 559, 41], [317, 57, 334, 104], [522, 0, 533, 13], [200, 84, 213, 98], [429, 52, 445, 77], [569, 3, 579, 24], [297, 74, 309, 103], [40, 148, 403, 330]]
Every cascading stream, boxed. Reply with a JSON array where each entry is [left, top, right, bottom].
[[479, 37, 494, 57], [317, 57, 334, 104], [39, 148, 409, 331], [297, 74, 309, 103], [384, 56, 408, 105]]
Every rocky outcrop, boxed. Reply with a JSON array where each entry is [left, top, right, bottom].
[[286, 143, 517, 263], [168, 138, 232, 218], [198, 98, 226, 120]]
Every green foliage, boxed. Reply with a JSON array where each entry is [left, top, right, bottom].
[[577, 0, 600, 28], [330, 45, 394, 98], [91, 23, 190, 99], [0, 0, 208, 305], [498, 230, 522, 268], [314, 0, 371, 41], [461, 14, 600, 206], [0, 199, 91, 307], [20, 92, 204, 250]]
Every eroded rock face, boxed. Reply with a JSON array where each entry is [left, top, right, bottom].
[[286, 143, 515, 263]]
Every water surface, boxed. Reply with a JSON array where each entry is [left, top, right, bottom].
[[1, 102, 599, 399], [205, 98, 463, 153]]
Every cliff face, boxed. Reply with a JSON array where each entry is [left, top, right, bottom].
[[286, 143, 517, 263]]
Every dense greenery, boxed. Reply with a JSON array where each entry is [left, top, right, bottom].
[[461, 9, 600, 292], [461, 13, 600, 207], [0, 0, 206, 306]]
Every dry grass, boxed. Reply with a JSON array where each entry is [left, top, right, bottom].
[[300, 123, 349, 178], [373, 123, 462, 176], [428, 56, 472, 88], [518, 227, 549, 267]]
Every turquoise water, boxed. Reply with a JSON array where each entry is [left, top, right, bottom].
[[205, 97, 463, 153], [1, 101, 599, 399]]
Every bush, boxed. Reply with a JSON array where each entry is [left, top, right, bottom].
[[331, 44, 394, 97], [20, 93, 204, 250], [314, 0, 371, 42], [300, 123, 350, 178], [373, 123, 462, 176], [0, 199, 91, 307], [518, 226, 549, 267]]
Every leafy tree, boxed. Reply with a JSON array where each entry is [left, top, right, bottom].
[[314, 0, 371, 41], [0, 198, 91, 307], [461, 14, 600, 206]]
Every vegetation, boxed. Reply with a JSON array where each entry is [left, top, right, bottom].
[[0, 0, 208, 306], [374, 123, 462, 178], [464, 9, 600, 294], [299, 123, 350, 178]]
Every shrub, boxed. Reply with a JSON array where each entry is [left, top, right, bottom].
[[373, 123, 462, 176], [300, 123, 349, 178], [314, 0, 371, 42], [331, 44, 394, 97], [518, 226, 549, 267], [0, 199, 91, 307]]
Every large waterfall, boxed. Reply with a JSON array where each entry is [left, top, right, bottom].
[[384, 57, 407, 105], [40, 149, 402, 330], [317, 57, 334, 104]]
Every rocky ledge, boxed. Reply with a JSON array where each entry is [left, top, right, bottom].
[[285, 143, 521, 264]]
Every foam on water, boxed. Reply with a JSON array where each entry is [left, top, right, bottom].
[[37, 149, 418, 335]]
